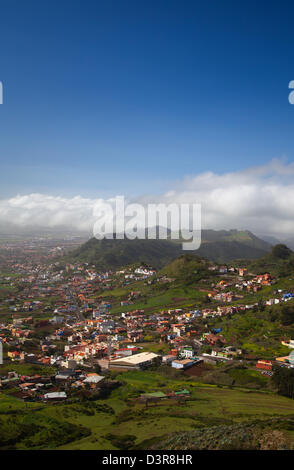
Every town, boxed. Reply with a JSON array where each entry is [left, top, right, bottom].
[[0, 239, 294, 394]]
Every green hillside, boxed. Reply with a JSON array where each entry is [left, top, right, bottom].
[[159, 254, 210, 283], [248, 244, 294, 275], [64, 237, 182, 269], [195, 229, 271, 262], [63, 229, 271, 269], [150, 418, 294, 450]]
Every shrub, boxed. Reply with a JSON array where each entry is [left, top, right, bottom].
[[105, 433, 136, 450]]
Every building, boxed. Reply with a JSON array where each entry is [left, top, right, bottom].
[[83, 374, 105, 388], [281, 339, 294, 349], [171, 359, 195, 369], [51, 315, 64, 324], [239, 268, 248, 277], [109, 351, 161, 371], [288, 351, 294, 365], [179, 346, 194, 359], [256, 360, 273, 371], [61, 359, 77, 369], [162, 354, 175, 364], [43, 391, 67, 401]]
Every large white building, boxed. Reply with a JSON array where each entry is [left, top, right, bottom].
[[109, 351, 161, 370]]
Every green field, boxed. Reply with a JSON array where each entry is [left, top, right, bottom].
[[99, 284, 207, 315], [0, 363, 56, 377], [1, 365, 294, 450], [58, 371, 294, 450]]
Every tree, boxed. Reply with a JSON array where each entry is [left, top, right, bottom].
[[258, 299, 265, 312], [94, 363, 102, 374], [272, 366, 294, 399], [272, 244, 292, 259], [280, 305, 294, 326]]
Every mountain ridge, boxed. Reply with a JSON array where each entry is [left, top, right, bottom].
[[62, 229, 272, 269]]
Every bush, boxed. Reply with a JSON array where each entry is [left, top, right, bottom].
[[0, 413, 91, 449], [105, 433, 136, 450], [272, 366, 294, 399]]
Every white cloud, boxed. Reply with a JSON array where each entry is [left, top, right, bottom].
[[0, 194, 98, 232], [154, 158, 294, 237], [1, 158, 294, 238]]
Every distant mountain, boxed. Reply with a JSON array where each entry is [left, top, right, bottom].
[[257, 234, 281, 246], [167, 229, 270, 263], [200, 229, 271, 251], [172, 229, 271, 261], [196, 229, 271, 262], [63, 237, 182, 270], [63, 229, 271, 269], [281, 237, 294, 251], [0, 222, 90, 240]]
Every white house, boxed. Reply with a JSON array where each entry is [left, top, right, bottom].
[[171, 359, 194, 369], [43, 391, 67, 400]]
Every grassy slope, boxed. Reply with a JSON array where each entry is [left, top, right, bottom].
[[63, 230, 271, 269], [1, 366, 294, 450], [56, 369, 294, 450]]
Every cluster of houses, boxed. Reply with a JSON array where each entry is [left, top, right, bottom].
[[0, 368, 109, 401], [206, 272, 275, 302]]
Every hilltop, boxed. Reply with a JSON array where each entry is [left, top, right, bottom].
[[248, 244, 294, 276], [159, 254, 210, 284], [196, 229, 271, 262], [63, 237, 182, 270], [62, 229, 271, 269]]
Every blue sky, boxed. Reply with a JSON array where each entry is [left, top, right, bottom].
[[0, 0, 294, 199]]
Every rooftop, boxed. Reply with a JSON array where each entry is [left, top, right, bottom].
[[110, 351, 159, 365]]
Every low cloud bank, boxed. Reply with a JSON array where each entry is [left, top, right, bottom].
[[1, 158, 294, 238]]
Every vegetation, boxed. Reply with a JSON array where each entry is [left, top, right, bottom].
[[1, 365, 294, 450], [55, 369, 294, 449], [0, 363, 56, 377], [280, 304, 294, 326], [63, 229, 271, 269], [272, 366, 294, 399], [0, 411, 90, 449], [208, 307, 294, 359], [63, 237, 182, 270], [150, 418, 294, 450], [249, 244, 294, 276], [159, 254, 209, 283]]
